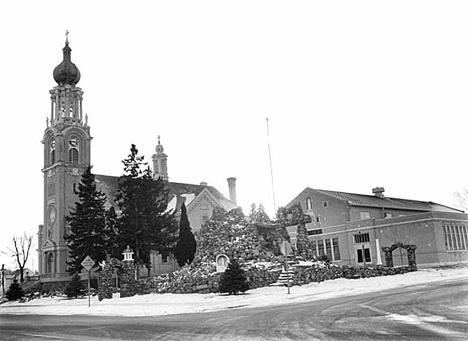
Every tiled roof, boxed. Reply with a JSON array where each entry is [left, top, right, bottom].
[[314, 189, 462, 213], [94, 174, 236, 213]]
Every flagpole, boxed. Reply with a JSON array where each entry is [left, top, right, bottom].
[[266, 118, 277, 216]]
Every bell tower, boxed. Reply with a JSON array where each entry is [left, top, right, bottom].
[[38, 33, 92, 281], [152, 136, 169, 181]]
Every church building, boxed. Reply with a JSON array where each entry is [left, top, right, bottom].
[[38, 37, 237, 282]]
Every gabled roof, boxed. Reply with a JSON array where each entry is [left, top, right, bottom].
[[94, 174, 236, 214], [294, 187, 463, 213]]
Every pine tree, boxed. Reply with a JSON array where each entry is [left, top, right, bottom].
[[64, 273, 85, 298], [174, 203, 197, 267], [65, 166, 111, 274], [219, 258, 249, 295], [105, 206, 119, 257], [115, 144, 177, 277], [249, 203, 270, 224], [6, 279, 24, 301]]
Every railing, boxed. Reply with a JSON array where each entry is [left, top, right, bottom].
[[21, 279, 42, 294]]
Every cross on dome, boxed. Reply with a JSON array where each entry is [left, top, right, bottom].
[[53, 30, 81, 85]]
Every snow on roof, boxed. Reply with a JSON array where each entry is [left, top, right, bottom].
[[166, 195, 177, 213], [181, 193, 196, 206]]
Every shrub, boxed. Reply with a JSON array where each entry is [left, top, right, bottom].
[[6, 279, 24, 301], [64, 273, 85, 298], [219, 258, 249, 295]]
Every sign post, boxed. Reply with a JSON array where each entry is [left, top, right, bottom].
[[81, 255, 95, 307], [281, 241, 293, 295]]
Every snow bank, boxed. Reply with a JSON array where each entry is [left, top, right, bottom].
[[1, 267, 466, 317]]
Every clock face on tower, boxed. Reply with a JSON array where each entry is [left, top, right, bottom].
[[69, 137, 78, 147], [48, 206, 56, 226]]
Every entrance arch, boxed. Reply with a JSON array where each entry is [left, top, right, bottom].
[[382, 242, 417, 270]]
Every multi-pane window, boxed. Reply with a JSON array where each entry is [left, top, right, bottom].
[[322, 201, 329, 208], [69, 148, 79, 163], [325, 239, 332, 256], [444, 225, 468, 250], [354, 233, 370, 243], [332, 238, 341, 260], [360, 212, 371, 220], [317, 240, 325, 256], [312, 238, 341, 261]]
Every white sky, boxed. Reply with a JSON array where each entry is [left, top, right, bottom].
[[0, 1, 467, 270]]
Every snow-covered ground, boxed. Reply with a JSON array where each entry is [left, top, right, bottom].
[[1, 267, 466, 317]]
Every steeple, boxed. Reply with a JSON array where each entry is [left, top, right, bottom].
[[49, 31, 84, 127], [39, 34, 92, 281], [152, 136, 169, 181], [53, 30, 81, 86]]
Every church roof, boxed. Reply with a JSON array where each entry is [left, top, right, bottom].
[[94, 174, 236, 213]]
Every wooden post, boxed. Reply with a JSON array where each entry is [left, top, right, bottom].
[[87, 269, 91, 307]]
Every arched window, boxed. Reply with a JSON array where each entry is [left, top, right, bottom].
[[50, 139, 56, 165], [68, 136, 79, 163], [306, 197, 313, 211], [69, 148, 79, 163], [47, 252, 55, 274]]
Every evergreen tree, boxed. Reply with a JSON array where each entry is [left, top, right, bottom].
[[249, 203, 270, 224], [174, 203, 197, 267], [219, 258, 249, 295], [64, 273, 85, 298], [115, 144, 177, 277], [65, 166, 111, 274], [105, 206, 119, 257], [6, 279, 24, 301]]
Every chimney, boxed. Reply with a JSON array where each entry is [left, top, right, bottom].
[[200, 181, 208, 186], [372, 187, 385, 198], [227, 177, 237, 206]]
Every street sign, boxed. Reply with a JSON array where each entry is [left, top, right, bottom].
[[81, 255, 95, 308], [281, 241, 293, 256], [81, 255, 95, 271]]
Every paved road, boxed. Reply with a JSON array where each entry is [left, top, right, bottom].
[[1, 279, 467, 340]]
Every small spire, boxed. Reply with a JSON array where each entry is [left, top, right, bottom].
[[158, 135, 161, 145], [65, 29, 69, 44]]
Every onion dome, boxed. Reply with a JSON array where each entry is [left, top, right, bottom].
[[53, 37, 81, 86], [155, 135, 165, 154]]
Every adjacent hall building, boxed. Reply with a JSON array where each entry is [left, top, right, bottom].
[[286, 187, 468, 268]]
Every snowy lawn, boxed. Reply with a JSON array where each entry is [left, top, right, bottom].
[[1, 267, 466, 317]]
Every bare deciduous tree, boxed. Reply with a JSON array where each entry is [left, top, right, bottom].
[[453, 188, 468, 212], [9, 232, 34, 283]]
